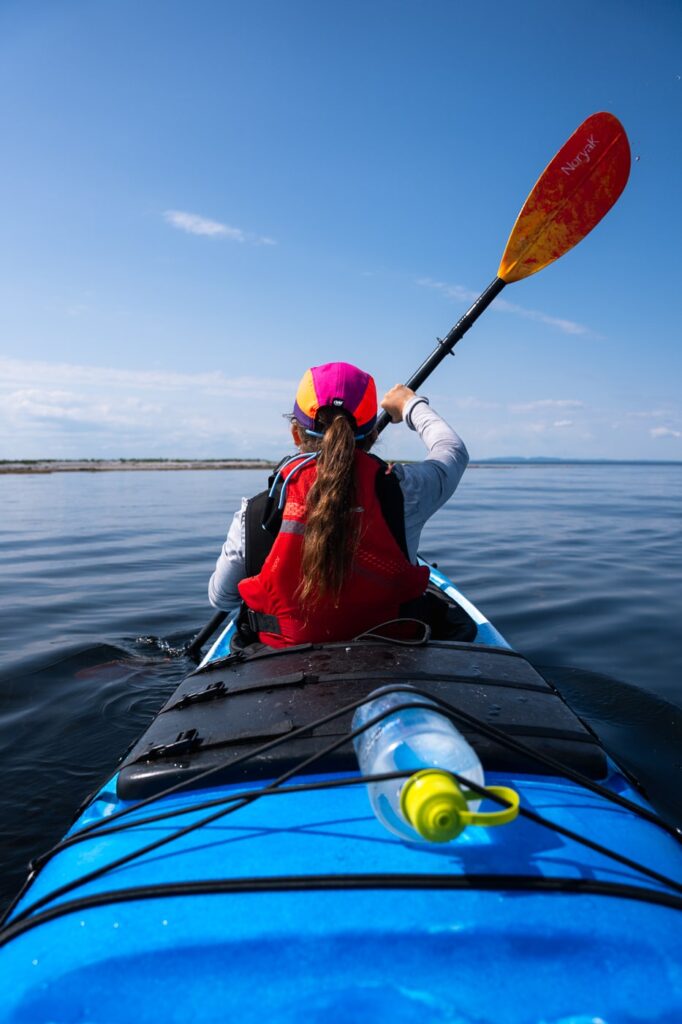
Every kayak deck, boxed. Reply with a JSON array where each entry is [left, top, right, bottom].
[[116, 641, 607, 800]]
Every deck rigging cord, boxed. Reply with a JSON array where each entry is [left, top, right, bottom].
[[32, 670, 681, 860], [3, 690, 681, 939], [1, 875, 680, 950]]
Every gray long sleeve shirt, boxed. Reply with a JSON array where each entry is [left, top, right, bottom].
[[208, 396, 469, 614]]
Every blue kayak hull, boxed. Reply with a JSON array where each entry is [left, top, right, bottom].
[[3, 770, 682, 1022], [5, 894, 682, 1023], [2, 572, 681, 1021]]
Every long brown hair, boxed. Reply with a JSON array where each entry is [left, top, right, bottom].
[[297, 408, 375, 607]]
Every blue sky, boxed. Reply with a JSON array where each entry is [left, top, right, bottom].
[[0, 0, 680, 460]]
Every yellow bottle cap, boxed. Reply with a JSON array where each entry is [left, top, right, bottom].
[[400, 769, 468, 842], [401, 771, 521, 843]]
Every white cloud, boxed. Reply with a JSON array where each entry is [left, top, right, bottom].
[[0, 356, 296, 458], [4, 388, 163, 429], [650, 426, 681, 439], [628, 409, 671, 419], [509, 399, 584, 413], [0, 357, 294, 400], [164, 209, 276, 246], [553, 420, 573, 428], [455, 396, 500, 410], [494, 297, 591, 336], [416, 278, 592, 336], [417, 279, 478, 304]]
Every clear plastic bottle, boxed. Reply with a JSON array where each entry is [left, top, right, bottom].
[[352, 687, 486, 842]]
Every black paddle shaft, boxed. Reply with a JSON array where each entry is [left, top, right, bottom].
[[375, 275, 506, 435], [185, 608, 228, 661]]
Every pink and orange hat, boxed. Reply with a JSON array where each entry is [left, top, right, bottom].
[[293, 362, 377, 437]]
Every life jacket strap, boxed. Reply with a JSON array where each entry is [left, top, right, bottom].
[[246, 608, 282, 636]]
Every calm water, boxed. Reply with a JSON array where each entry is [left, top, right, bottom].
[[1, 464, 681, 911]]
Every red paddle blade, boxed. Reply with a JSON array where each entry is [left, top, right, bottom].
[[497, 112, 631, 284]]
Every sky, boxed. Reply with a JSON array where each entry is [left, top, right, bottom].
[[0, 0, 680, 461]]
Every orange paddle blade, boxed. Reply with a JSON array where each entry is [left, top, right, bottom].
[[497, 112, 631, 283]]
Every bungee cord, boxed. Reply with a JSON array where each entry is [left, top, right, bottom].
[[1, 875, 680, 950], [4, 689, 681, 940]]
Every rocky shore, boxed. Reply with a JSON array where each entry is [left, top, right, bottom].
[[0, 459, 277, 474]]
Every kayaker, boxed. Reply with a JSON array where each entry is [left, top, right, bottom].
[[208, 361, 469, 646]]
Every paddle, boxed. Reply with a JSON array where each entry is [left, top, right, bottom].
[[187, 111, 630, 659], [375, 110, 631, 433], [186, 609, 229, 660]]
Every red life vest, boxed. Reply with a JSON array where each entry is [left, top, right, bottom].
[[238, 450, 429, 647]]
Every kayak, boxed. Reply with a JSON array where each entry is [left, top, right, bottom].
[[1, 562, 681, 1023]]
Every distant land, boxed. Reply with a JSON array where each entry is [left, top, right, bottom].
[[0, 459, 275, 474], [1, 457, 681, 475], [472, 457, 682, 466]]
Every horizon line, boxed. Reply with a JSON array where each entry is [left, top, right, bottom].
[[2, 457, 681, 468]]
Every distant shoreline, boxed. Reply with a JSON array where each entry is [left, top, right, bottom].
[[2, 458, 681, 475], [0, 459, 277, 475]]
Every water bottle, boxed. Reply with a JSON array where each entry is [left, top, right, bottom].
[[352, 687, 518, 843]]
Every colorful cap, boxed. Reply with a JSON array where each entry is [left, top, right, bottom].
[[293, 362, 377, 436]]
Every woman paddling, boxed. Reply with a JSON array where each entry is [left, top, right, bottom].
[[208, 361, 469, 647]]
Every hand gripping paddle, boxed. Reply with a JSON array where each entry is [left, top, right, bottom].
[[375, 111, 631, 433]]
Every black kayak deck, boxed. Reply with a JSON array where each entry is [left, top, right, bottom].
[[116, 641, 607, 800]]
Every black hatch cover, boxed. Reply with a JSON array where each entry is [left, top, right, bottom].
[[116, 641, 607, 800]]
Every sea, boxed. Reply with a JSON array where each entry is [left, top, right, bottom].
[[1, 463, 681, 913]]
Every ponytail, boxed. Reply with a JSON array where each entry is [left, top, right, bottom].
[[298, 411, 358, 606]]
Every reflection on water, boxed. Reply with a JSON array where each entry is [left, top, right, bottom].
[[0, 641, 191, 911], [538, 664, 682, 826], [0, 465, 680, 910]]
